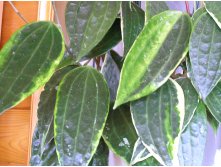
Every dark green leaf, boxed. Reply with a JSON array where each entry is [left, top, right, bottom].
[[30, 66, 77, 165], [114, 11, 191, 108], [101, 51, 120, 102], [205, 2, 221, 29], [30, 127, 41, 165], [30, 128, 59, 166], [205, 82, 221, 123], [192, 7, 206, 24], [189, 12, 221, 100], [65, 1, 121, 61], [37, 65, 77, 154], [89, 138, 109, 166], [145, 1, 169, 22], [0, 21, 65, 114], [176, 78, 199, 130], [83, 18, 121, 60], [130, 79, 185, 165], [109, 50, 123, 70], [54, 66, 110, 165], [40, 139, 59, 166], [178, 101, 207, 166], [121, 2, 144, 56], [207, 108, 219, 133], [130, 138, 151, 165], [103, 104, 137, 164]]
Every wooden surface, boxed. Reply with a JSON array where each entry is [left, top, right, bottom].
[[0, 109, 30, 166], [0, 1, 39, 165]]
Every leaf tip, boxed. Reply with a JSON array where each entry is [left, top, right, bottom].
[[113, 102, 119, 110], [113, 97, 126, 109]]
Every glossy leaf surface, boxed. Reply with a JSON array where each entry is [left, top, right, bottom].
[[0, 21, 65, 114], [176, 78, 199, 130], [37, 66, 77, 154], [83, 18, 121, 60], [89, 138, 109, 166], [178, 101, 207, 166], [54, 66, 110, 165], [130, 138, 151, 165], [103, 104, 137, 164], [121, 2, 144, 56], [205, 82, 221, 123], [114, 11, 191, 108], [205, 2, 221, 29], [30, 128, 59, 166], [145, 1, 168, 22], [189, 12, 221, 100], [65, 1, 121, 61], [39, 139, 59, 166], [30, 127, 41, 165], [101, 51, 120, 102], [131, 79, 185, 165]]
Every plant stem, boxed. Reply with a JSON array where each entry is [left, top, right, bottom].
[[185, 1, 190, 15], [8, 1, 28, 23]]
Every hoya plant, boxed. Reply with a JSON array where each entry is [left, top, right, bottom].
[[0, 1, 221, 166]]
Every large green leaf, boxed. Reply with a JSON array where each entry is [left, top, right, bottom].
[[101, 51, 120, 102], [189, 12, 221, 100], [65, 1, 121, 61], [30, 128, 59, 166], [145, 1, 169, 22], [103, 104, 160, 166], [121, 2, 144, 56], [83, 18, 121, 60], [130, 79, 185, 165], [30, 66, 77, 165], [54, 66, 110, 165], [186, 7, 206, 80], [37, 65, 77, 155], [0, 21, 65, 114], [176, 78, 199, 130], [89, 138, 109, 166], [205, 2, 221, 29], [205, 82, 221, 123], [114, 11, 191, 108], [130, 138, 151, 165], [103, 104, 137, 164], [178, 101, 207, 166]]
